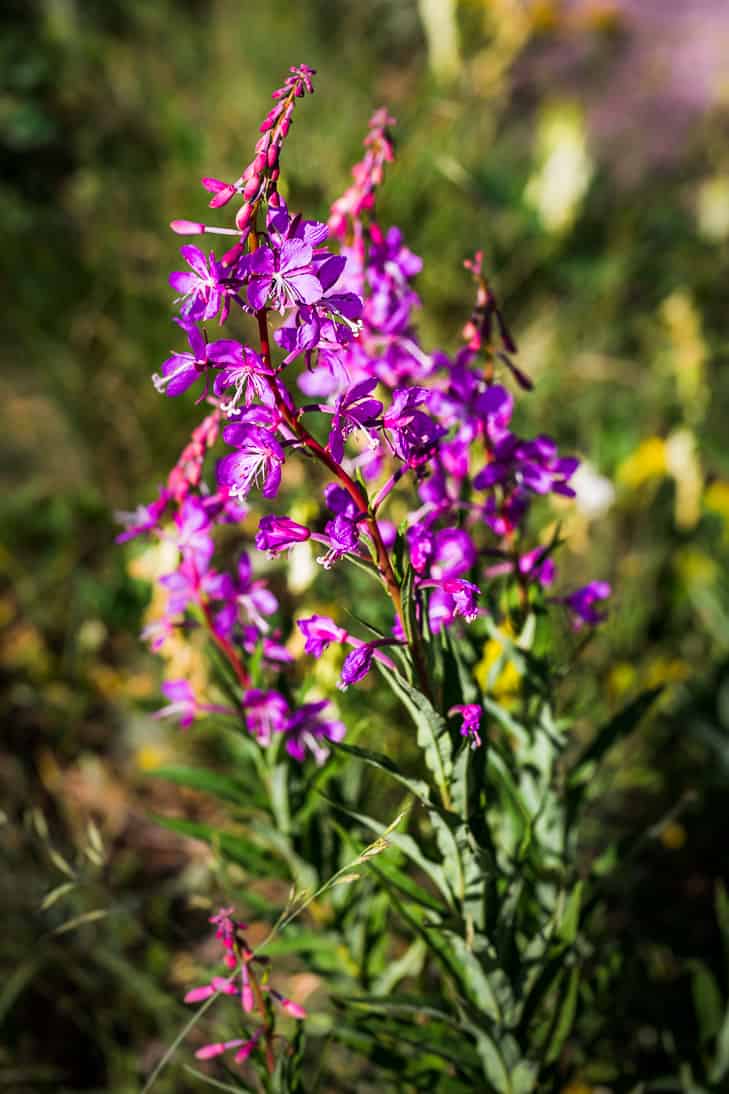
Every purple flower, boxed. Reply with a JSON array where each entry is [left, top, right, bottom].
[[217, 424, 285, 500], [246, 238, 323, 312], [324, 484, 358, 518], [449, 704, 483, 749], [173, 497, 214, 572], [169, 245, 239, 323], [558, 581, 611, 629], [407, 524, 435, 574], [115, 490, 169, 543], [243, 688, 289, 745], [283, 700, 346, 764], [474, 434, 579, 498], [326, 378, 383, 463], [476, 384, 513, 443], [235, 553, 279, 632], [338, 643, 376, 690], [155, 679, 198, 729], [212, 345, 274, 414], [317, 514, 361, 569], [518, 546, 556, 587], [430, 529, 477, 580], [298, 614, 347, 657], [255, 514, 310, 555], [441, 578, 481, 622], [153, 326, 242, 399]]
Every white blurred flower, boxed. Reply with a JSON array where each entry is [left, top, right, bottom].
[[572, 461, 615, 519]]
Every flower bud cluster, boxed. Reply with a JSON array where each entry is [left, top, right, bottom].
[[184, 907, 306, 1066]]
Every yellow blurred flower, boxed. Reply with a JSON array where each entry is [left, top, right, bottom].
[[660, 821, 687, 851], [704, 481, 729, 542], [617, 437, 666, 490], [608, 661, 636, 698], [475, 621, 521, 701]]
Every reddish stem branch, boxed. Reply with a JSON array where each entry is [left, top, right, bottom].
[[200, 599, 250, 689]]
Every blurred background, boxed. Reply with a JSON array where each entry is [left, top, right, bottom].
[[2, 0, 729, 1090]]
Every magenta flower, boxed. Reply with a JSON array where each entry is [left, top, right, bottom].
[[255, 514, 310, 555], [115, 489, 169, 543], [283, 700, 346, 764], [243, 688, 289, 745], [325, 378, 383, 463], [441, 578, 481, 622], [430, 529, 477, 581], [449, 704, 483, 749], [298, 614, 348, 657], [217, 424, 285, 500], [169, 245, 239, 323], [246, 238, 323, 312], [155, 680, 198, 729], [317, 514, 361, 569], [212, 345, 274, 414], [558, 581, 612, 629], [172, 497, 214, 572], [153, 326, 242, 399]]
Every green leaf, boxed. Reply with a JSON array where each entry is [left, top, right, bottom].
[[545, 963, 580, 1064], [332, 740, 431, 802], [558, 882, 583, 945], [147, 765, 246, 806], [569, 687, 662, 787], [689, 959, 723, 1043], [151, 814, 287, 878], [710, 999, 729, 1084], [379, 665, 453, 793]]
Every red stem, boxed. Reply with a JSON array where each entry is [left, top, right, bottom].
[[200, 599, 250, 689]]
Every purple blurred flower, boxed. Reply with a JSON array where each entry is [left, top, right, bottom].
[[449, 704, 483, 749], [155, 679, 198, 729], [115, 490, 169, 543], [558, 581, 612, 629], [283, 700, 345, 763], [243, 688, 289, 745], [298, 615, 347, 657], [430, 529, 476, 581]]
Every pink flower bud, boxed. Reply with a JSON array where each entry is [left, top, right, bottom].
[[281, 997, 307, 1019], [184, 985, 215, 1003], [195, 1039, 244, 1060], [170, 219, 205, 235], [235, 203, 252, 230], [243, 175, 260, 200], [267, 144, 279, 169], [253, 151, 267, 174]]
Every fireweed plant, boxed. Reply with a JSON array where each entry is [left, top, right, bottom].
[[123, 66, 654, 1092]]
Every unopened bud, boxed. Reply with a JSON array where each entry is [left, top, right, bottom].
[[253, 151, 267, 174], [267, 144, 279, 169], [170, 219, 205, 235], [235, 203, 252, 230], [243, 175, 260, 200]]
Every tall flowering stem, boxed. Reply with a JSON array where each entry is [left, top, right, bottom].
[[120, 66, 624, 1086]]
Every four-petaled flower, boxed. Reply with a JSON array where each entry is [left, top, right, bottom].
[[153, 326, 242, 399], [170, 245, 240, 323], [217, 423, 285, 500]]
